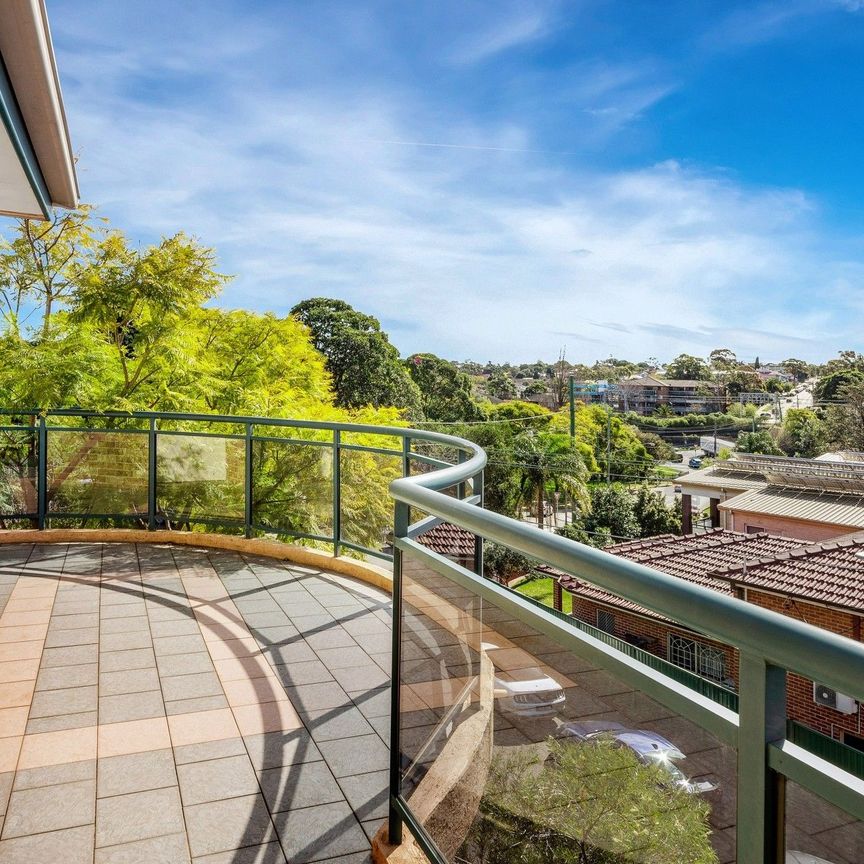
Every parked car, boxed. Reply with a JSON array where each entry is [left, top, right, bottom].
[[555, 720, 718, 794], [786, 854, 837, 864], [688, 456, 703, 469], [494, 668, 565, 717]]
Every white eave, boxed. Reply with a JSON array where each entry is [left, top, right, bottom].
[[0, 0, 78, 219]]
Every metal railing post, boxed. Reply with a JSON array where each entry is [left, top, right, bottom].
[[737, 653, 787, 863], [474, 468, 484, 578], [244, 423, 253, 539], [388, 497, 410, 846], [148, 418, 157, 530], [37, 416, 46, 529], [332, 429, 341, 557]]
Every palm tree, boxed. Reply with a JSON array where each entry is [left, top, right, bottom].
[[513, 433, 590, 529]]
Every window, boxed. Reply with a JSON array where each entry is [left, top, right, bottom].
[[668, 634, 696, 671], [668, 634, 726, 682], [596, 609, 616, 634], [745, 525, 765, 534]]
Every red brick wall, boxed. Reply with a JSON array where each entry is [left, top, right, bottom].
[[567, 589, 864, 741], [746, 590, 864, 739]]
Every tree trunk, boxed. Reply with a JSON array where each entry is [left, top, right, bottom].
[[537, 484, 544, 529]]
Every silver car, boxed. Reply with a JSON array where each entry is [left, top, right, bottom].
[[556, 720, 718, 794]]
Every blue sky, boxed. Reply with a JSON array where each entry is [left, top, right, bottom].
[[47, 0, 864, 364]]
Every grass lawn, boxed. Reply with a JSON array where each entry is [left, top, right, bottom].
[[515, 576, 572, 614]]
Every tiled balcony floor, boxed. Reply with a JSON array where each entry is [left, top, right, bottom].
[[0, 543, 391, 864]]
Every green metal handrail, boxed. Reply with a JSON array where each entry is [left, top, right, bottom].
[[1, 409, 863, 863], [387, 434, 864, 863], [0, 408, 483, 562]]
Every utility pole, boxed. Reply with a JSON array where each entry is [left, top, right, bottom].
[[605, 392, 612, 485], [569, 376, 575, 439]]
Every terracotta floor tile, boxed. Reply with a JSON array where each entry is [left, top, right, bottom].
[[205, 637, 261, 661], [0, 624, 49, 644], [0, 641, 44, 663], [0, 680, 37, 709], [0, 735, 21, 771], [197, 617, 253, 643], [231, 701, 303, 737], [213, 656, 274, 683], [97, 717, 171, 758], [18, 726, 97, 769], [0, 659, 41, 684], [0, 611, 51, 628], [0, 707, 30, 739], [221, 676, 289, 708], [3, 596, 55, 613], [167, 708, 239, 747]]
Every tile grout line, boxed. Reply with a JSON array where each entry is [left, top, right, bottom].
[[2, 541, 65, 840], [146, 543, 195, 864]]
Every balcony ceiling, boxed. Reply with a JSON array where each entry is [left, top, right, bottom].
[[0, 0, 78, 219]]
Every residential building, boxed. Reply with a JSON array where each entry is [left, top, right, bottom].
[[548, 529, 864, 746], [616, 375, 727, 415], [679, 453, 864, 538]]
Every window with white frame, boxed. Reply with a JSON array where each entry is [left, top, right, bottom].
[[668, 634, 726, 682], [596, 609, 616, 634]]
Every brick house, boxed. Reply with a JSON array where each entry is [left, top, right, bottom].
[[546, 530, 864, 748]]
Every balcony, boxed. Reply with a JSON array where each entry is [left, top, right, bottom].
[[0, 410, 861, 863]]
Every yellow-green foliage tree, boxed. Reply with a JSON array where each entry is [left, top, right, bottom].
[[461, 738, 717, 863], [0, 209, 403, 550]]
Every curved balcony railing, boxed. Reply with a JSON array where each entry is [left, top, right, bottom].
[[0, 410, 862, 863]]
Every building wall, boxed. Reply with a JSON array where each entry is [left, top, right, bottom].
[[723, 511, 860, 542], [745, 590, 864, 741], [567, 590, 864, 742]]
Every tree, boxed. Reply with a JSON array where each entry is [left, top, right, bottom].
[[825, 380, 864, 450], [816, 369, 864, 403], [636, 431, 679, 462], [779, 408, 825, 458], [664, 354, 711, 381], [735, 429, 782, 455], [513, 433, 590, 529], [291, 298, 421, 413], [522, 380, 548, 396], [583, 484, 639, 542], [486, 370, 517, 400], [724, 369, 764, 399], [633, 485, 681, 536], [483, 542, 534, 583], [460, 737, 717, 864], [708, 348, 737, 370], [407, 353, 486, 422], [781, 358, 810, 382]]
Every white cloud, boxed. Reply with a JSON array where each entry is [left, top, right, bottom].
[[45, 0, 864, 365]]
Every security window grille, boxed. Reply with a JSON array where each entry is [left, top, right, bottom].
[[596, 609, 616, 634], [668, 634, 726, 682], [669, 634, 697, 672]]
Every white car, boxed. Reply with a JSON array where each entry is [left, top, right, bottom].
[[556, 720, 718, 794], [786, 854, 837, 864], [493, 668, 565, 716]]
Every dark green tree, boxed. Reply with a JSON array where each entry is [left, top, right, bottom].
[[633, 485, 681, 536], [406, 353, 485, 422], [735, 429, 782, 455], [487, 370, 517, 400], [291, 298, 421, 413], [664, 354, 711, 380], [816, 369, 864, 403]]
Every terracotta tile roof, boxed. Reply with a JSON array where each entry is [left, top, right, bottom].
[[712, 537, 864, 611], [417, 521, 476, 559], [542, 529, 864, 620]]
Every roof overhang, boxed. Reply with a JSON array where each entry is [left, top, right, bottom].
[[0, 0, 77, 219]]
